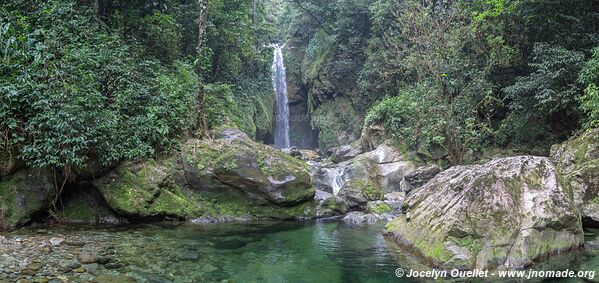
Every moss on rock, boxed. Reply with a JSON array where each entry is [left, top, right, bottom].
[[182, 129, 315, 206], [551, 128, 599, 226], [384, 156, 583, 270], [0, 168, 55, 230], [94, 158, 202, 219]]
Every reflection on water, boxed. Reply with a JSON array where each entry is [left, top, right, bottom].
[[11, 221, 410, 282], [8, 222, 599, 283]]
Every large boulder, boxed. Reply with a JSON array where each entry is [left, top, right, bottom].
[[0, 168, 55, 230], [384, 156, 583, 270], [182, 129, 315, 206], [93, 158, 202, 219], [551, 128, 599, 227], [93, 128, 319, 221]]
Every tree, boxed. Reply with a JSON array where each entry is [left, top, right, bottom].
[[197, 0, 208, 51]]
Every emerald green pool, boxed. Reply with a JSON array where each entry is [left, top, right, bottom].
[[3, 221, 599, 283], [83, 221, 411, 282]]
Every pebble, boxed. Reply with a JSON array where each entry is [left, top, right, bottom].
[[83, 263, 99, 275], [78, 252, 97, 264], [40, 247, 52, 255], [74, 267, 85, 273], [49, 238, 65, 247]]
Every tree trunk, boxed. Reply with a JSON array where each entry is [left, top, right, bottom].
[[197, 0, 208, 51]]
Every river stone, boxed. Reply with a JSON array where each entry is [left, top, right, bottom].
[[0, 168, 55, 230], [78, 252, 97, 264], [400, 164, 441, 193], [49, 238, 65, 247], [359, 124, 386, 152], [182, 128, 315, 206], [384, 156, 584, 270], [551, 128, 599, 227], [327, 144, 364, 163]]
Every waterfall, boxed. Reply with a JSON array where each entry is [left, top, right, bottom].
[[272, 44, 290, 149]]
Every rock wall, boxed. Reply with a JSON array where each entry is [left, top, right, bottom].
[[284, 42, 319, 149]]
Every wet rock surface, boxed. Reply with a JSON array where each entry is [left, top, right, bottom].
[[313, 142, 417, 210]]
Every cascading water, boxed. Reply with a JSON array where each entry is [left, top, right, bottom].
[[272, 44, 291, 149]]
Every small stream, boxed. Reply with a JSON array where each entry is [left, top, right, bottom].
[[1, 221, 598, 282]]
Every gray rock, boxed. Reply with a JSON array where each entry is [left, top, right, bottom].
[[359, 124, 386, 152], [385, 156, 584, 270], [342, 211, 396, 223], [49, 238, 65, 247], [327, 144, 364, 163], [83, 263, 99, 275], [0, 168, 55, 230], [342, 212, 380, 224], [182, 129, 315, 206], [400, 164, 441, 193], [551, 128, 599, 226], [92, 275, 136, 283], [313, 190, 349, 217], [384, 192, 405, 202], [78, 252, 97, 264]]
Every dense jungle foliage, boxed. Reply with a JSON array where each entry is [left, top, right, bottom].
[[282, 0, 599, 162], [1, 0, 598, 171], [1, 0, 277, 171]]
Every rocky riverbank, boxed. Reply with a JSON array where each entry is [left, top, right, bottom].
[[0, 231, 134, 283], [1, 126, 598, 275]]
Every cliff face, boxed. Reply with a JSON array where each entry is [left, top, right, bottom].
[[284, 40, 319, 150]]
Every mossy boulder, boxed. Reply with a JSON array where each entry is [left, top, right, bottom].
[[93, 157, 202, 219], [384, 156, 583, 270], [91, 128, 320, 221], [551, 128, 599, 226], [0, 168, 55, 230], [182, 128, 315, 206], [313, 190, 349, 217]]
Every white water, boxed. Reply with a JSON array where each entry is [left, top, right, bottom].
[[272, 44, 290, 149]]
